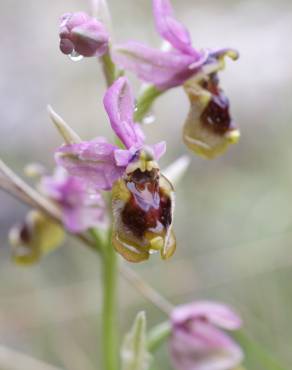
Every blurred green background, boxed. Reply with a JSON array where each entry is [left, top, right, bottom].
[[1, 0, 292, 369]]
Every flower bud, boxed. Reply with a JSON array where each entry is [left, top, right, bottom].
[[9, 211, 64, 265], [59, 12, 109, 58], [112, 149, 176, 263]]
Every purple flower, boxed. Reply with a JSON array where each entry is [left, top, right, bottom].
[[59, 12, 109, 57], [55, 77, 165, 191], [112, 0, 240, 158], [112, 0, 209, 89], [55, 77, 176, 262], [40, 167, 108, 233], [170, 301, 243, 370]]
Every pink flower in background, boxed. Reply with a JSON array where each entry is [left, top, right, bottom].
[[170, 301, 243, 370], [59, 12, 109, 57], [55, 77, 166, 191], [41, 167, 108, 232]]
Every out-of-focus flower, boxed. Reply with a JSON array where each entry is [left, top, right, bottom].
[[59, 12, 109, 57], [55, 77, 176, 262], [9, 211, 64, 265], [183, 50, 240, 159], [170, 301, 243, 370], [113, 0, 240, 158], [40, 167, 108, 233]]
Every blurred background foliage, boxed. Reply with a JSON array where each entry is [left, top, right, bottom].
[[0, 0, 292, 369]]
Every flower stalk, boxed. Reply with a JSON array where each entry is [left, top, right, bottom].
[[101, 51, 117, 86], [101, 231, 119, 370], [134, 85, 164, 122]]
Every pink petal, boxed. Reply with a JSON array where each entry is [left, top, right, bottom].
[[172, 301, 242, 331], [103, 77, 145, 148], [71, 21, 109, 57], [114, 148, 136, 167], [55, 138, 123, 190], [41, 167, 108, 232], [152, 141, 166, 160], [61, 12, 91, 31], [170, 322, 243, 370], [113, 42, 201, 89], [63, 203, 108, 232], [153, 0, 198, 56]]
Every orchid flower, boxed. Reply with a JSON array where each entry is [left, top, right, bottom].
[[40, 167, 108, 233], [170, 301, 244, 370], [59, 12, 109, 58], [9, 211, 64, 265], [113, 0, 240, 158], [113, 0, 209, 90], [55, 77, 176, 262]]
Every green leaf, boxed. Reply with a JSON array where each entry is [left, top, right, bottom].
[[121, 311, 152, 370], [233, 330, 287, 370], [147, 321, 171, 353], [47, 105, 81, 144]]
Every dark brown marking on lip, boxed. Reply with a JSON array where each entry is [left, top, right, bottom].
[[121, 169, 172, 239], [200, 73, 232, 135]]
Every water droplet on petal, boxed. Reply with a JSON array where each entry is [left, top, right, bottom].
[[142, 113, 156, 125], [134, 100, 138, 112], [68, 50, 84, 62]]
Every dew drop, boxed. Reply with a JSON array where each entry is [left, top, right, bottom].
[[68, 50, 83, 62], [142, 113, 156, 125], [149, 249, 159, 255]]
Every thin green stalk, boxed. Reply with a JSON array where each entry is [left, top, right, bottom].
[[134, 85, 164, 122], [101, 52, 117, 86], [101, 232, 119, 370]]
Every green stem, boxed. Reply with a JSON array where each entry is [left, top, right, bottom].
[[134, 85, 164, 122], [101, 235, 119, 370], [101, 52, 117, 87]]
